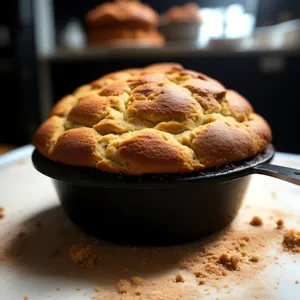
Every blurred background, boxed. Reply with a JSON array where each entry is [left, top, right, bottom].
[[0, 0, 299, 154]]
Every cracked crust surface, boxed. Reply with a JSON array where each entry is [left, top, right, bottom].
[[33, 63, 272, 175]]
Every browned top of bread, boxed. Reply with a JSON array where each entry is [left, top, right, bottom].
[[33, 63, 272, 175], [166, 2, 202, 23], [87, 0, 159, 29]]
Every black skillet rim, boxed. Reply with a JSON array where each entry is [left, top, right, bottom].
[[31, 145, 274, 190]]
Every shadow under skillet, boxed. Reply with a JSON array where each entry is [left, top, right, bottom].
[[4, 202, 281, 293], [5, 204, 241, 286], [4, 205, 193, 286]]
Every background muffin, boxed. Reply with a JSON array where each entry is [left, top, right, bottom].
[[165, 2, 202, 24], [87, 0, 164, 47]]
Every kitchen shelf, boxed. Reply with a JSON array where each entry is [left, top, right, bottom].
[[40, 45, 300, 62]]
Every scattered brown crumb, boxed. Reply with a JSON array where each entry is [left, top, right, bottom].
[[175, 274, 185, 283], [205, 262, 228, 276], [69, 243, 99, 267], [296, 280, 299, 284], [239, 241, 248, 247], [250, 216, 263, 226], [94, 287, 100, 293], [135, 289, 142, 296], [131, 276, 143, 286], [117, 279, 131, 294], [79, 209, 283, 300], [276, 219, 284, 229], [274, 256, 279, 260], [0, 207, 5, 219], [24, 297, 28, 300], [76, 288, 80, 291], [249, 255, 260, 263], [283, 230, 300, 253], [194, 271, 206, 278], [217, 253, 240, 271]]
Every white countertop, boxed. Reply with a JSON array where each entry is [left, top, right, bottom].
[[1, 146, 300, 300]]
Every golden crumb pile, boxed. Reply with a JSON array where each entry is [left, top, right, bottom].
[[116, 276, 143, 295], [85, 222, 283, 300], [250, 216, 263, 226], [216, 252, 240, 271], [283, 229, 300, 253], [69, 243, 99, 267], [180, 231, 266, 284], [0, 207, 5, 219], [93, 276, 200, 300]]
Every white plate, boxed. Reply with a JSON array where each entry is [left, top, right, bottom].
[[1, 146, 300, 300]]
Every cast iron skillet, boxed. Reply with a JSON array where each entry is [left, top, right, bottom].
[[32, 145, 300, 246]]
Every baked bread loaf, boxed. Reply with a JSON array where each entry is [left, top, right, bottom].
[[33, 63, 272, 175], [165, 2, 202, 24], [87, 0, 164, 47]]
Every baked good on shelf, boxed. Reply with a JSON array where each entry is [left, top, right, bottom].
[[165, 2, 202, 24], [33, 63, 272, 175], [86, 0, 164, 47]]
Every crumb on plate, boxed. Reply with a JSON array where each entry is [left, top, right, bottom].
[[283, 230, 300, 253], [0, 206, 5, 219], [216, 252, 240, 271], [250, 216, 263, 226], [276, 219, 284, 229], [175, 274, 185, 283], [249, 255, 260, 263]]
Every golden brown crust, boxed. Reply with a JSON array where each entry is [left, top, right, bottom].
[[33, 116, 65, 157], [33, 63, 272, 175], [97, 129, 202, 175], [183, 79, 226, 114], [68, 94, 110, 127], [244, 113, 272, 143], [50, 95, 76, 117], [127, 83, 202, 123], [51, 128, 101, 167], [226, 90, 253, 114], [190, 121, 257, 168]]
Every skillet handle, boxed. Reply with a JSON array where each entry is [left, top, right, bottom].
[[253, 163, 300, 186]]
